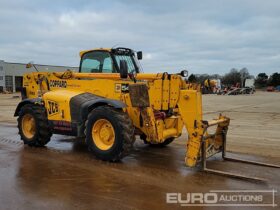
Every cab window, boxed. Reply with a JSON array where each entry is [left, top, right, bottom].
[[115, 55, 137, 74], [80, 51, 115, 73]]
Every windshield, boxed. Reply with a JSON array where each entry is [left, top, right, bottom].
[[80, 49, 141, 74], [114, 55, 138, 74], [80, 51, 116, 73]]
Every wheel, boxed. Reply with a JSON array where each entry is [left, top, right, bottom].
[[18, 104, 52, 147], [85, 106, 135, 161], [140, 134, 175, 147]]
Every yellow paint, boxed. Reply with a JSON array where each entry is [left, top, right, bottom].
[[92, 119, 115, 150], [204, 79, 217, 87], [148, 80, 162, 110], [161, 74, 169, 110], [79, 48, 111, 58], [169, 75, 180, 108], [21, 114, 36, 139], [43, 89, 84, 121], [140, 108, 158, 142], [21, 48, 230, 168]]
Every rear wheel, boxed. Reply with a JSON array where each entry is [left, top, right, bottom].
[[18, 104, 52, 146], [85, 106, 135, 161]]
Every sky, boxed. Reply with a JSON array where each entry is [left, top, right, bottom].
[[0, 0, 279, 76]]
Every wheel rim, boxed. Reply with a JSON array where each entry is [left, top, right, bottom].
[[92, 119, 115, 150], [21, 114, 36, 139]]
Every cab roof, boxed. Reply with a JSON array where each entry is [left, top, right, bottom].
[[79, 47, 134, 58], [79, 48, 111, 58]]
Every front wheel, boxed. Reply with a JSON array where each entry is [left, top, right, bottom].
[[85, 106, 135, 161]]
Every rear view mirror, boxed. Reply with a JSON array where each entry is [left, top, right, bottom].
[[119, 60, 128, 78], [137, 51, 143, 60]]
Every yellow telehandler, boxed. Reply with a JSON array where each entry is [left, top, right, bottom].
[[14, 47, 279, 181]]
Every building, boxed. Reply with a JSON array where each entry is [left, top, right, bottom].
[[0, 60, 78, 92]]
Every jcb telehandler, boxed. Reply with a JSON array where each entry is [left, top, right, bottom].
[[14, 47, 279, 181]]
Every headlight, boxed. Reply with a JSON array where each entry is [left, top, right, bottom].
[[180, 70, 188, 77]]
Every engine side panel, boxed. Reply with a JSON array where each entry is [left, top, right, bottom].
[[42, 90, 126, 137], [43, 90, 83, 122]]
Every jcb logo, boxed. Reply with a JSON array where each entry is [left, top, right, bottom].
[[47, 101, 59, 115]]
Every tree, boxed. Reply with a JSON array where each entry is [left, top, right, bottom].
[[195, 74, 210, 84], [221, 68, 241, 86], [240, 68, 250, 79], [258, 73, 268, 79], [255, 73, 268, 88], [240, 67, 253, 87], [268, 72, 280, 86], [188, 74, 197, 82], [194, 68, 252, 87], [194, 74, 223, 84], [211, 74, 222, 79]]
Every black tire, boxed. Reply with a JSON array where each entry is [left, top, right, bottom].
[[85, 106, 135, 161], [18, 104, 52, 147], [141, 134, 175, 147]]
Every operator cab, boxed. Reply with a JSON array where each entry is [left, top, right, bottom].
[[79, 47, 142, 74]]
